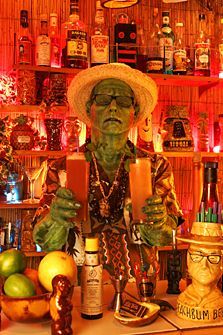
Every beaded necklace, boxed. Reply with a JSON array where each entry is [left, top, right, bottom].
[[91, 152, 125, 218]]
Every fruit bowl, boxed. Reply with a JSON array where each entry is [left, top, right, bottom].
[[1, 292, 51, 323]]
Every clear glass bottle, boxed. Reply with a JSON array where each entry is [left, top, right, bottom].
[[90, 0, 109, 67], [218, 18, 223, 78], [81, 236, 103, 320], [159, 11, 175, 74], [173, 22, 187, 75], [199, 161, 221, 223], [64, 0, 88, 69], [17, 10, 32, 65], [137, 117, 154, 152], [49, 13, 61, 68], [36, 14, 51, 66], [194, 14, 210, 77], [147, 8, 163, 74]]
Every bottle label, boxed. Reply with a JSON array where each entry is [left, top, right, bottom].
[[159, 37, 173, 72], [17, 135, 31, 144], [146, 58, 163, 72], [36, 35, 51, 66], [18, 40, 32, 64], [219, 44, 223, 71], [91, 35, 109, 64], [173, 49, 187, 73], [81, 264, 103, 315], [67, 30, 88, 61], [194, 42, 210, 70]]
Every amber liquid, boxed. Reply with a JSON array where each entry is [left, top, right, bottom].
[[129, 158, 152, 222], [66, 153, 90, 223]]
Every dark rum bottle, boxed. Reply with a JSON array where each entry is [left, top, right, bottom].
[[17, 10, 32, 64]]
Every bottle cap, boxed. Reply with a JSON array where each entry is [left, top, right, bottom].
[[176, 22, 183, 27], [40, 14, 48, 22], [204, 161, 218, 169], [50, 13, 58, 18], [85, 237, 99, 252]]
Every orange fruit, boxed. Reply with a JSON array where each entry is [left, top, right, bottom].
[[38, 251, 77, 292], [4, 273, 36, 298], [23, 268, 47, 295], [0, 249, 27, 277]]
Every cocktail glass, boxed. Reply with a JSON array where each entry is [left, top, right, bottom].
[[24, 165, 43, 203], [66, 152, 90, 224]]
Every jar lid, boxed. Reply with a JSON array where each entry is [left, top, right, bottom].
[[85, 237, 99, 252]]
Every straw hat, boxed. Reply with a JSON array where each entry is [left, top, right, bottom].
[[176, 221, 223, 247], [67, 63, 158, 127]]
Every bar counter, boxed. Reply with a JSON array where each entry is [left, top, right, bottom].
[[1, 280, 223, 335]]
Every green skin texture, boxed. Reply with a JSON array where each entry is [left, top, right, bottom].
[[33, 79, 177, 251]]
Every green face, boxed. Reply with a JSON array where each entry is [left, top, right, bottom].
[[87, 79, 138, 135]]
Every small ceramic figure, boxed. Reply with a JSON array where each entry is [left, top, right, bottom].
[[176, 221, 223, 322]]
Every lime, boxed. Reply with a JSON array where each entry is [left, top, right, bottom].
[[4, 273, 36, 298], [0, 249, 27, 277]]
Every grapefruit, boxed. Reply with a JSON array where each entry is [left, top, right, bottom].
[[38, 251, 77, 292], [0, 249, 27, 277], [4, 273, 36, 298]]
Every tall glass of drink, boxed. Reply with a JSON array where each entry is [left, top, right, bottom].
[[66, 152, 90, 223]]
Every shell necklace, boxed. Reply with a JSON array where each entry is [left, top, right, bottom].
[[91, 152, 125, 218]]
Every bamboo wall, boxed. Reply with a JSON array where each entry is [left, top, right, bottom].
[[1, 0, 223, 228]]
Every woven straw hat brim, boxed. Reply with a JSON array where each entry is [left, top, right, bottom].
[[67, 63, 158, 127], [176, 235, 223, 248]]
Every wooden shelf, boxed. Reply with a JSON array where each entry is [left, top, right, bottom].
[[0, 201, 40, 209], [13, 64, 81, 75], [12, 64, 223, 88], [13, 150, 66, 158]]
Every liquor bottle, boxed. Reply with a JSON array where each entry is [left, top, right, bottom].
[[136, 22, 147, 72], [137, 117, 154, 151], [49, 13, 61, 68], [36, 14, 51, 66], [64, 0, 88, 69], [17, 10, 32, 64], [159, 11, 175, 74], [194, 14, 210, 77], [173, 22, 187, 75], [199, 161, 221, 223], [218, 18, 223, 78], [81, 236, 103, 319], [90, 0, 109, 67], [147, 9, 163, 74]]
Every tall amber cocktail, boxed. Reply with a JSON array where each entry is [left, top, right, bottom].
[[66, 152, 90, 223], [129, 158, 152, 222]]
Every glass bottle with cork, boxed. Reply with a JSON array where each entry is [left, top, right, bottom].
[[49, 13, 61, 68], [64, 0, 88, 69], [17, 10, 32, 65], [159, 11, 175, 74], [173, 22, 187, 75], [36, 14, 51, 66], [194, 14, 210, 77], [90, 0, 109, 67], [198, 161, 221, 223], [81, 236, 103, 320]]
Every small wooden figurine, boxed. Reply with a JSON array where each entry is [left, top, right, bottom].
[[50, 274, 73, 335]]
